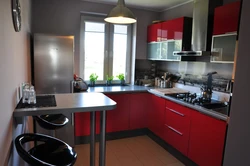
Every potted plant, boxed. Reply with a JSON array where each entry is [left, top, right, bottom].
[[89, 73, 98, 87], [117, 73, 125, 86], [106, 75, 114, 86]]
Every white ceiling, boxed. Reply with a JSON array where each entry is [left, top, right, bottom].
[[82, 0, 193, 12]]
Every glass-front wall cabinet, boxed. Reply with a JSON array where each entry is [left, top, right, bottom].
[[211, 33, 237, 63], [147, 17, 192, 61]]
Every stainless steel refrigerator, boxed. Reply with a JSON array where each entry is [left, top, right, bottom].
[[32, 34, 75, 146]]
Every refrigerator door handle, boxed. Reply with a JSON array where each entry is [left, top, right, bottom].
[[71, 113, 74, 126]]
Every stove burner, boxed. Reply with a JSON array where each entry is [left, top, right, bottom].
[[169, 93, 222, 106]]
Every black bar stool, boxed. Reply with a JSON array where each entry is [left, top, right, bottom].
[[33, 114, 69, 137], [15, 133, 77, 166]]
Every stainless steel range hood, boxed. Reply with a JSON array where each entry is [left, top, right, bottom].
[[173, 0, 223, 57]]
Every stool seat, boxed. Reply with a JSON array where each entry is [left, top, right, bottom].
[[33, 114, 69, 130], [15, 133, 77, 166]]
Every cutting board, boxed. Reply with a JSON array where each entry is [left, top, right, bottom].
[[150, 88, 189, 95]]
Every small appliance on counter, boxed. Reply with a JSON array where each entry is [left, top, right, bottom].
[[73, 74, 88, 92]]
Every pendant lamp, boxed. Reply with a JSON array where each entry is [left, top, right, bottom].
[[104, 0, 137, 24]]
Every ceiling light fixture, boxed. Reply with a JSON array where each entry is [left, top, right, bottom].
[[104, 0, 137, 24]]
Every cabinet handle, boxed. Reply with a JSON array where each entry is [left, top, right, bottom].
[[166, 107, 185, 117], [166, 124, 183, 136]]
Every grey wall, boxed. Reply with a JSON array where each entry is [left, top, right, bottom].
[[32, 0, 160, 75], [223, 0, 250, 165], [0, 0, 32, 165], [160, 1, 193, 20], [160, 0, 239, 21]]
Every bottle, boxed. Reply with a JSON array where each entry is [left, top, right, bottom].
[[29, 86, 36, 104], [22, 85, 29, 103]]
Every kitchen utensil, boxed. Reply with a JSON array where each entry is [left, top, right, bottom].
[[200, 86, 212, 101], [73, 77, 88, 92]]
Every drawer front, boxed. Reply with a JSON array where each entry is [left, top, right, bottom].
[[165, 100, 191, 117], [165, 107, 190, 134], [164, 124, 189, 156]]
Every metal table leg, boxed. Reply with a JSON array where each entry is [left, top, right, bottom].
[[90, 112, 96, 166], [99, 110, 106, 166]]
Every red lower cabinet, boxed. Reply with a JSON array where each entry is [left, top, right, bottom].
[[148, 94, 165, 139], [74, 112, 100, 136], [105, 94, 130, 133], [188, 110, 227, 166], [164, 100, 191, 156], [129, 93, 151, 130]]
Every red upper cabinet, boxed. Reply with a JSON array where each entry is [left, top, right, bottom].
[[147, 23, 162, 42], [105, 93, 130, 133], [188, 110, 227, 166], [213, 1, 241, 35], [129, 93, 151, 130], [162, 17, 185, 41]]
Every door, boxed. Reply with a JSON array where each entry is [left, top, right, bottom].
[[105, 94, 130, 133], [148, 94, 165, 139], [33, 34, 74, 94], [129, 93, 151, 130], [188, 110, 227, 166]]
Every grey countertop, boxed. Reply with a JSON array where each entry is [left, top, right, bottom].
[[14, 93, 117, 117], [87, 85, 153, 93], [85, 85, 228, 121]]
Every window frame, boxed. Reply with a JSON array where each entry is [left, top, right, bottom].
[[80, 14, 132, 84]]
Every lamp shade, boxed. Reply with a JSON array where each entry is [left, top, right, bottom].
[[104, 0, 136, 24]]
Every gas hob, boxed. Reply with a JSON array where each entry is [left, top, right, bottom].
[[167, 93, 228, 110]]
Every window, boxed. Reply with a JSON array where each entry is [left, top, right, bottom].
[[80, 15, 132, 83]]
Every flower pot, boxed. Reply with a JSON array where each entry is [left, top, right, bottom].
[[89, 81, 95, 87], [106, 80, 112, 86], [120, 80, 125, 86]]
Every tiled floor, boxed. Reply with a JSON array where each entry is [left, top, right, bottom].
[[74, 135, 184, 166]]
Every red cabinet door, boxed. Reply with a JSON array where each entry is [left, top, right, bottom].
[[147, 23, 162, 42], [164, 100, 191, 156], [162, 17, 184, 41], [148, 94, 165, 139], [213, 1, 241, 35], [129, 93, 151, 130], [74, 112, 100, 136], [188, 110, 227, 166], [105, 94, 130, 133]]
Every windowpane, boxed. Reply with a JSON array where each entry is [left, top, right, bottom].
[[113, 33, 127, 79], [114, 25, 127, 34], [84, 32, 104, 80], [85, 22, 105, 32]]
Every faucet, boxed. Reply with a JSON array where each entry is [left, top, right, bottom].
[[207, 71, 217, 93]]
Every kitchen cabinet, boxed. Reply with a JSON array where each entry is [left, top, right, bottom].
[[105, 94, 130, 133], [74, 112, 100, 136], [211, 1, 240, 63], [147, 23, 162, 42], [188, 110, 227, 166], [148, 94, 165, 139], [147, 17, 192, 61], [211, 33, 237, 63], [213, 1, 241, 35], [129, 93, 151, 130], [164, 100, 191, 156]]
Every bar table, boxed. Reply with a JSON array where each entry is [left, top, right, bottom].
[[14, 93, 117, 166]]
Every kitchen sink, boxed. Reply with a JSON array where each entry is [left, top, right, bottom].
[[201, 103, 228, 110], [93, 84, 129, 87]]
